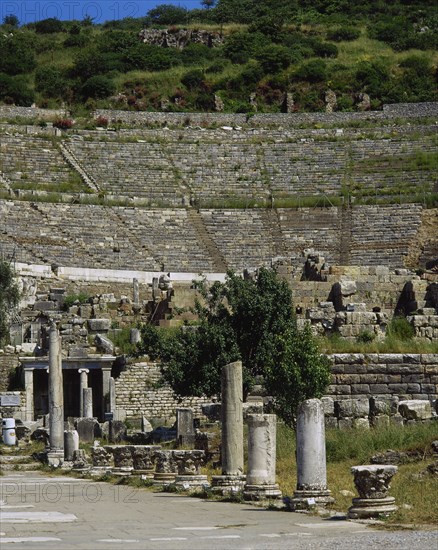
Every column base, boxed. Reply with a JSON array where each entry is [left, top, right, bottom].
[[111, 467, 133, 476], [287, 489, 334, 511], [211, 475, 246, 494], [152, 472, 177, 486], [47, 450, 64, 468], [172, 475, 210, 490], [348, 496, 397, 519], [243, 483, 282, 501], [132, 469, 155, 478]]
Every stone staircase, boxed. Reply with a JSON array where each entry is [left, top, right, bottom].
[[59, 141, 101, 193], [186, 208, 228, 273], [339, 204, 352, 265], [0, 446, 41, 472]]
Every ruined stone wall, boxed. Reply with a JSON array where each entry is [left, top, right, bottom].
[[327, 353, 437, 402], [0, 354, 19, 392], [0, 106, 67, 121], [0, 391, 25, 419], [94, 102, 438, 127], [114, 361, 210, 420], [113, 354, 437, 423]]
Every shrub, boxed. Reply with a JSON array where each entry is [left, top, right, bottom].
[[387, 316, 414, 340], [0, 34, 36, 76], [313, 41, 338, 58], [0, 73, 34, 105], [295, 59, 327, 82], [327, 26, 361, 41], [357, 330, 375, 343], [53, 118, 74, 130], [255, 44, 292, 73], [182, 69, 205, 90], [35, 18, 64, 34], [35, 66, 68, 98], [95, 115, 109, 127], [81, 75, 116, 99], [146, 4, 189, 25], [123, 44, 180, 72], [223, 31, 267, 64]]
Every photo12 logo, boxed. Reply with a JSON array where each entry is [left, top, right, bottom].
[[1, 1, 143, 24]]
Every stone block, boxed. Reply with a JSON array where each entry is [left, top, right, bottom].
[[335, 398, 369, 418], [398, 400, 432, 420], [87, 319, 111, 332], [371, 415, 390, 428]]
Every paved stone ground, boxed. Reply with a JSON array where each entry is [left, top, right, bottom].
[[0, 471, 437, 549]]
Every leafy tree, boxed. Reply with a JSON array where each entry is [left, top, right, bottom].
[[255, 44, 292, 73], [327, 26, 360, 41], [0, 260, 19, 345], [123, 44, 180, 72], [0, 34, 36, 75], [138, 268, 330, 426], [3, 14, 19, 28], [81, 75, 115, 99], [146, 4, 189, 26], [0, 73, 34, 105], [35, 18, 64, 34], [35, 66, 68, 97], [295, 59, 328, 82]]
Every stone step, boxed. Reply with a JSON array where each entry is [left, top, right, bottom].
[[0, 461, 41, 471]]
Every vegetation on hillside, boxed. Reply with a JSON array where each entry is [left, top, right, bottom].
[[0, 0, 436, 112]]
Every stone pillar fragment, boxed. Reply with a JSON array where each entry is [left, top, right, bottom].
[[78, 368, 89, 417], [83, 387, 93, 418], [348, 465, 398, 518], [24, 368, 34, 422], [48, 323, 64, 465], [288, 398, 333, 510], [133, 278, 139, 304], [109, 376, 116, 413], [176, 407, 195, 447], [243, 414, 282, 500], [64, 430, 79, 461], [212, 361, 246, 493]]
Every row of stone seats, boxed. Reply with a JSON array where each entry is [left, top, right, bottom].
[[0, 135, 73, 188], [0, 200, 427, 272], [350, 204, 423, 266], [66, 131, 435, 203]]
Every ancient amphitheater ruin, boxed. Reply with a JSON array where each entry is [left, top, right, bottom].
[[0, 102, 437, 427]]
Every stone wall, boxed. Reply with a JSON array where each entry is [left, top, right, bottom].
[[94, 102, 438, 127], [0, 391, 25, 419], [327, 353, 437, 402], [0, 106, 67, 121], [114, 361, 210, 421], [113, 354, 437, 423], [0, 354, 19, 392]]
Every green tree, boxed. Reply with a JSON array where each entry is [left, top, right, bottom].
[[0, 34, 36, 75], [146, 4, 189, 25], [3, 14, 19, 28], [138, 268, 330, 426], [0, 260, 19, 345]]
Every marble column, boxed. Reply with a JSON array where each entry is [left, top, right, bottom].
[[243, 414, 282, 500], [288, 398, 333, 510], [78, 368, 89, 417], [83, 387, 93, 418], [212, 361, 246, 493], [64, 430, 79, 461], [109, 376, 116, 414], [133, 278, 139, 304], [102, 367, 111, 419], [24, 368, 34, 421], [48, 323, 64, 465]]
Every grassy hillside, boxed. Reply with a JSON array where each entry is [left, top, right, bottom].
[[0, 0, 437, 113]]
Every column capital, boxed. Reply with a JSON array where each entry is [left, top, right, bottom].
[[78, 368, 90, 375]]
